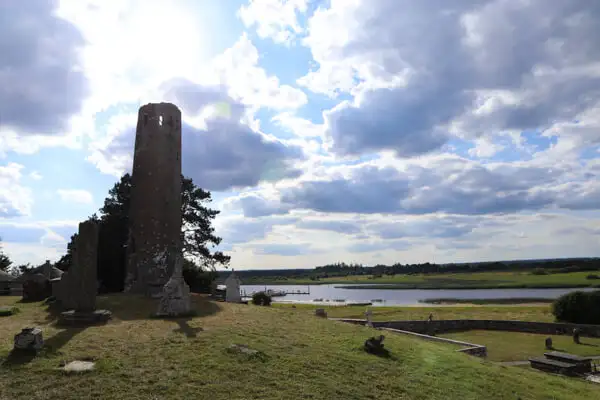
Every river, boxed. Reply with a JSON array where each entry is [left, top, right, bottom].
[[240, 284, 597, 306]]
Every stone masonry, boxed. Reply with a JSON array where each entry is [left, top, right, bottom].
[[55, 221, 99, 311], [125, 103, 183, 297], [155, 251, 191, 317]]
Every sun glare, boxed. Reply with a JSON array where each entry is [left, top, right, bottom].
[[129, 4, 206, 78]]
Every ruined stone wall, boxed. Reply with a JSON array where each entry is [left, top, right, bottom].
[[126, 103, 182, 296], [331, 318, 600, 337], [375, 320, 600, 337]]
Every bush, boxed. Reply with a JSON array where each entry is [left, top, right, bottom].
[[552, 290, 600, 324], [530, 268, 549, 275], [252, 292, 272, 306], [586, 274, 600, 280]]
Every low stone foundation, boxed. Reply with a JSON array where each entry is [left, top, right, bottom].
[[381, 327, 487, 358], [58, 310, 112, 326], [330, 318, 600, 337]]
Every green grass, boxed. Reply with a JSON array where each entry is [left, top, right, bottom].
[[441, 330, 600, 362], [274, 303, 556, 322], [0, 306, 19, 317], [1, 295, 598, 400], [248, 270, 600, 289], [420, 298, 555, 305]]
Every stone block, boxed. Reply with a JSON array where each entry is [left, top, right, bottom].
[[14, 327, 43, 352]]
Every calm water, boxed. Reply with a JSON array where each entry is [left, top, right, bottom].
[[240, 284, 597, 306]]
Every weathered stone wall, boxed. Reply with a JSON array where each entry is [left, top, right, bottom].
[[126, 103, 182, 296], [349, 319, 600, 337], [381, 327, 488, 358]]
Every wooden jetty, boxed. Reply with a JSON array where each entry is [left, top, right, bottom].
[[241, 286, 311, 298]]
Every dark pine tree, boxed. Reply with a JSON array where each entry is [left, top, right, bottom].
[[56, 174, 229, 293]]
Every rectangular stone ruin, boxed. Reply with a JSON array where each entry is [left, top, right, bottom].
[[54, 221, 112, 325], [529, 351, 593, 376]]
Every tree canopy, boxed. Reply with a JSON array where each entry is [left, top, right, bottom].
[[56, 173, 229, 292], [0, 237, 12, 272]]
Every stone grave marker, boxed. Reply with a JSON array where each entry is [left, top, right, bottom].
[[225, 270, 242, 303], [156, 252, 191, 317], [14, 327, 44, 352], [55, 221, 112, 325]]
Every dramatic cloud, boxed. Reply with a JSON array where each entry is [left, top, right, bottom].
[[89, 76, 307, 192], [0, 0, 89, 135], [366, 216, 478, 240], [346, 240, 411, 254], [216, 215, 299, 250], [56, 189, 94, 205], [89, 112, 305, 193], [226, 154, 600, 217], [296, 219, 362, 235], [238, 0, 308, 45], [300, 0, 600, 157], [252, 243, 314, 256], [209, 34, 307, 110], [0, 221, 77, 246], [281, 165, 411, 214], [0, 163, 33, 218]]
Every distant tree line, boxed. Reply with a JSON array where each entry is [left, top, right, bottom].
[[225, 258, 600, 282]]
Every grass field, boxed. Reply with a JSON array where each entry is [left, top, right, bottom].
[[441, 330, 600, 362], [274, 303, 556, 322], [247, 270, 600, 289], [419, 298, 555, 305], [1, 295, 598, 399]]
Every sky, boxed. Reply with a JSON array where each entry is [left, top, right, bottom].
[[1, 0, 600, 270]]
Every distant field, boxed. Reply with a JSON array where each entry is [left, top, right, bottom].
[[441, 330, 600, 362], [274, 303, 555, 322], [420, 298, 555, 305], [246, 270, 600, 289]]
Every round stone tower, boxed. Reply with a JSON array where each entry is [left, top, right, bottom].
[[125, 102, 182, 297]]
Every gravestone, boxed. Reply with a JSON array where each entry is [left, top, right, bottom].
[[14, 327, 44, 352], [225, 270, 242, 303], [155, 252, 191, 317], [364, 335, 387, 355], [573, 328, 581, 344], [365, 308, 373, 327], [545, 337, 553, 350], [55, 221, 99, 311], [55, 221, 112, 325], [315, 308, 327, 318]]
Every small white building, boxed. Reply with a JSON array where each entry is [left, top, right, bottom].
[[224, 270, 242, 303]]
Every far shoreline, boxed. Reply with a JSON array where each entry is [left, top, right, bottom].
[[241, 282, 600, 290]]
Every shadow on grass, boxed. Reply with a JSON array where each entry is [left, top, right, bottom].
[[16, 298, 43, 304], [365, 348, 398, 361], [43, 327, 86, 355], [547, 347, 567, 353], [97, 293, 222, 322], [173, 319, 204, 338], [578, 342, 599, 347], [1, 350, 38, 368]]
